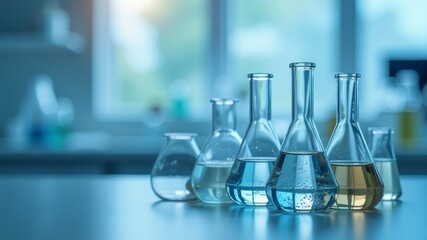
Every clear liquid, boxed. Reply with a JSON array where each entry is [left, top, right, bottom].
[[151, 153, 197, 201], [226, 158, 275, 206], [331, 162, 384, 209], [151, 176, 196, 201], [266, 152, 337, 212], [374, 158, 402, 200], [191, 161, 233, 204]]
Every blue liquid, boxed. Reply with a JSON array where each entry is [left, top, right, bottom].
[[266, 152, 337, 212], [226, 158, 275, 206]]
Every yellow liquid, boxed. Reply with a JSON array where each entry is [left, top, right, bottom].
[[331, 162, 384, 210]]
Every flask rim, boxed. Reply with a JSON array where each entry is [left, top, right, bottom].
[[164, 133, 197, 139], [289, 62, 316, 68], [210, 98, 239, 104], [335, 73, 361, 79], [368, 127, 394, 134], [247, 73, 273, 79]]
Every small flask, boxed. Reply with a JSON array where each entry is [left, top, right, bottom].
[[191, 99, 242, 204], [226, 73, 281, 206], [266, 62, 338, 212], [151, 133, 199, 201], [326, 73, 384, 210], [368, 127, 402, 201]]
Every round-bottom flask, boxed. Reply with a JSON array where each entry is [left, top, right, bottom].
[[151, 133, 199, 201], [266, 62, 338, 212]]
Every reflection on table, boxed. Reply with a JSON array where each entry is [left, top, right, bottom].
[[0, 175, 425, 240]]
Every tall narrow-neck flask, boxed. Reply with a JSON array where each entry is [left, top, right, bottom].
[[191, 98, 242, 204], [266, 62, 338, 212], [226, 73, 281, 206], [326, 73, 384, 210], [368, 127, 402, 201]]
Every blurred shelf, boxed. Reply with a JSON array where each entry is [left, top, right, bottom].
[[0, 150, 424, 175], [0, 32, 85, 54], [0, 151, 156, 174]]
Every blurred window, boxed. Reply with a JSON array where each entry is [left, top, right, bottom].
[[93, 0, 210, 123], [93, 0, 339, 124], [357, 0, 427, 119], [227, 0, 338, 121]]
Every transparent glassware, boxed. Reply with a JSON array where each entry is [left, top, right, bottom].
[[368, 127, 402, 201], [266, 62, 338, 212], [191, 98, 242, 204], [225, 73, 281, 206], [326, 73, 384, 210], [151, 133, 199, 201]]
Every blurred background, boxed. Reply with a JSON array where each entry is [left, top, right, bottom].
[[0, 0, 426, 174]]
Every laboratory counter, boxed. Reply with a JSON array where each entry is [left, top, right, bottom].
[[0, 175, 426, 240]]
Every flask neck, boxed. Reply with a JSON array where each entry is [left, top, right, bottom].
[[337, 77, 359, 123], [249, 76, 272, 121], [291, 66, 314, 120], [369, 128, 396, 159], [211, 99, 238, 132]]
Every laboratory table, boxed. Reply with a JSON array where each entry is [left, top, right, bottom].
[[0, 175, 426, 240]]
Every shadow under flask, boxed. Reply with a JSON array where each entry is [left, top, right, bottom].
[[368, 127, 402, 201], [191, 99, 242, 204], [225, 73, 281, 206], [326, 73, 384, 210], [266, 62, 338, 212], [151, 133, 199, 201]]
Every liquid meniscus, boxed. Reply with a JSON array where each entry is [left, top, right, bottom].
[[191, 161, 233, 204], [331, 162, 384, 209], [226, 158, 275, 206]]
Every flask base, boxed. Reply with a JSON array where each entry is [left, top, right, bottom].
[[226, 158, 275, 206], [267, 188, 337, 212], [331, 162, 384, 209]]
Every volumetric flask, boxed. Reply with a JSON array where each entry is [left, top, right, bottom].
[[326, 73, 384, 210], [226, 73, 281, 206], [266, 62, 338, 212], [191, 98, 242, 204], [368, 127, 402, 201], [151, 133, 199, 201]]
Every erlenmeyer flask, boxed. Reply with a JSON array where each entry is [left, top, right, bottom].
[[191, 98, 242, 204], [151, 133, 199, 201], [326, 73, 384, 210], [226, 73, 281, 206], [266, 62, 338, 212], [368, 127, 402, 201]]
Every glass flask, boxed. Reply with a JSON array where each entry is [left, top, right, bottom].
[[326, 73, 384, 210], [151, 133, 199, 201], [191, 98, 242, 204], [368, 127, 402, 201], [225, 73, 281, 206], [266, 62, 338, 212]]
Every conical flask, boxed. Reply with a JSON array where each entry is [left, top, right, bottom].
[[191, 98, 242, 204], [368, 127, 402, 201], [225, 73, 281, 206], [266, 62, 338, 212], [326, 73, 384, 210]]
